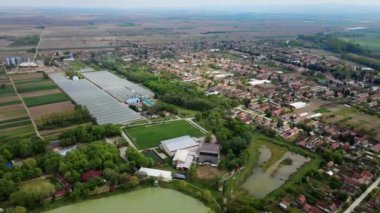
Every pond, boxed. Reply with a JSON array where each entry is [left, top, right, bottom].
[[242, 146, 310, 199], [45, 188, 209, 213]]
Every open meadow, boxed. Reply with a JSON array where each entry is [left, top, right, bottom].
[[323, 105, 380, 140]]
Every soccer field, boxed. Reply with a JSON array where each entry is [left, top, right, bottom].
[[125, 120, 203, 149]]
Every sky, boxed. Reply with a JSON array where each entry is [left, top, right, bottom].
[[2, 0, 380, 9]]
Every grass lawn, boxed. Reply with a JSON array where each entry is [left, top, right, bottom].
[[24, 93, 69, 107], [125, 120, 203, 149], [19, 178, 55, 196], [314, 107, 331, 113]]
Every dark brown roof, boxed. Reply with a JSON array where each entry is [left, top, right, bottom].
[[200, 143, 220, 155]]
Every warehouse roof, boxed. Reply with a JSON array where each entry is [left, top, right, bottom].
[[161, 135, 199, 153]]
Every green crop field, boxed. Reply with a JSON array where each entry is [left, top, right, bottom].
[[337, 31, 380, 53], [0, 86, 16, 97], [24, 93, 69, 107], [0, 119, 31, 130], [17, 84, 57, 93], [125, 120, 203, 149], [14, 80, 57, 93], [0, 100, 21, 107]]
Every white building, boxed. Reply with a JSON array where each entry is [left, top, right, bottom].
[[248, 79, 271, 86], [290, 102, 307, 109], [160, 135, 200, 156], [137, 167, 172, 182], [172, 150, 194, 170]]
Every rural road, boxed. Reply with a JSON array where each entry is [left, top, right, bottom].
[[185, 118, 208, 134], [34, 28, 46, 60], [344, 177, 380, 213], [120, 128, 137, 149]]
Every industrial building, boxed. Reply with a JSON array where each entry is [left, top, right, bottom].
[[160, 135, 200, 157]]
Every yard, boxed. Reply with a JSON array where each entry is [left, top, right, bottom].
[[18, 178, 56, 198], [125, 120, 203, 149]]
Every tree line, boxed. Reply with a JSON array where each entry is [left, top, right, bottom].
[[58, 124, 120, 147], [37, 105, 95, 130]]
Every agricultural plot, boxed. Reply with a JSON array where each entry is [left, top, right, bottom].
[[12, 72, 75, 121], [23, 93, 69, 107], [125, 120, 203, 149], [0, 69, 35, 142], [337, 30, 380, 53]]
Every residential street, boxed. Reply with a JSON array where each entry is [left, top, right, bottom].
[[344, 177, 380, 213]]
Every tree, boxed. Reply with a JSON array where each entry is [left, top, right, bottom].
[[125, 147, 153, 168], [205, 133, 212, 143], [14, 206, 27, 213], [178, 180, 188, 191], [130, 176, 139, 186], [277, 118, 284, 128], [42, 152, 63, 174], [202, 190, 213, 203], [0, 179, 16, 201], [103, 168, 120, 185]]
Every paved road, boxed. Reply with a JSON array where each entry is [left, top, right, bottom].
[[6, 66, 44, 140], [344, 177, 380, 213]]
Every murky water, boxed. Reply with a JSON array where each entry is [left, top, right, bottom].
[[242, 146, 310, 199], [45, 188, 209, 213]]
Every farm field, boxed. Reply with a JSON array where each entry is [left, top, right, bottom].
[[125, 120, 203, 149], [12, 72, 74, 116], [337, 30, 380, 53], [0, 66, 35, 142], [29, 101, 74, 120], [23, 93, 69, 107], [323, 105, 380, 140]]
